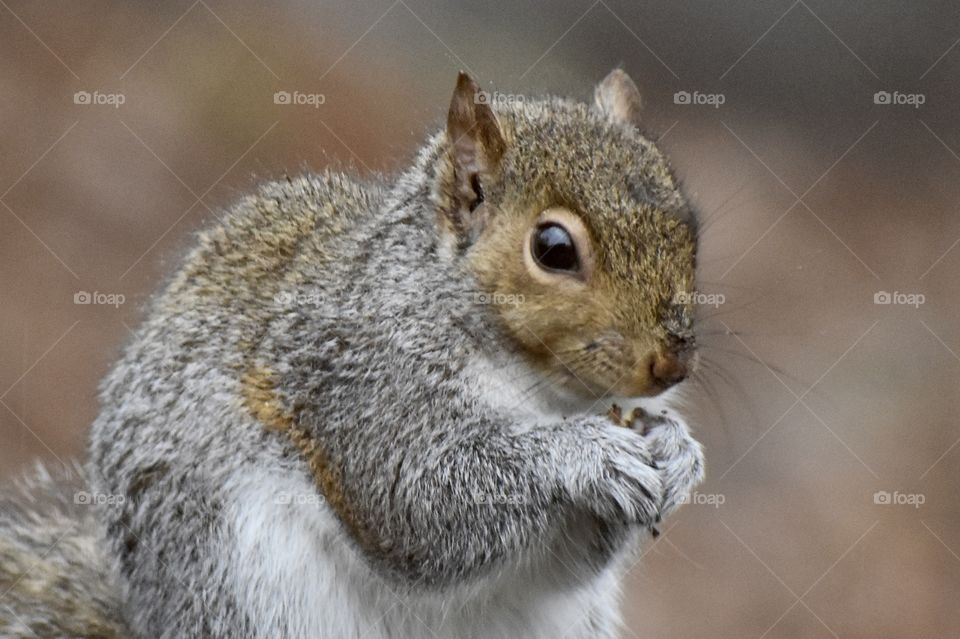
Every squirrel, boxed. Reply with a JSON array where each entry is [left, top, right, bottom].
[[0, 69, 704, 639]]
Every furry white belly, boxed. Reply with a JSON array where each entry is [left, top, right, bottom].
[[226, 470, 622, 639]]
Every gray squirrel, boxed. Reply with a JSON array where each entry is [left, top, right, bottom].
[[0, 69, 704, 638]]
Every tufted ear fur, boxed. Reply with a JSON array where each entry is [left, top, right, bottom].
[[445, 71, 505, 244], [594, 69, 642, 129]]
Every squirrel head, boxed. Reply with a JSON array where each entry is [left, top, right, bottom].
[[433, 70, 697, 400]]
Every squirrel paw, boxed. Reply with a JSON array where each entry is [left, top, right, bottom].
[[573, 421, 664, 526], [640, 412, 705, 518]]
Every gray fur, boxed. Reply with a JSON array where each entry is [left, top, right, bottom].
[[0, 464, 129, 638]]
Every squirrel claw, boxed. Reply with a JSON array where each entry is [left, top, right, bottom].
[[606, 404, 641, 429], [606, 403, 625, 426]]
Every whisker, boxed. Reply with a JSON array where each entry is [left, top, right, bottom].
[[686, 367, 735, 444], [694, 184, 745, 235], [694, 183, 764, 239], [694, 356, 761, 432], [697, 344, 802, 387]]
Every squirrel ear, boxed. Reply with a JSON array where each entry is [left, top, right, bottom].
[[445, 72, 505, 241], [594, 69, 643, 129]]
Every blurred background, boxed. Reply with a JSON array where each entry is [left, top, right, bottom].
[[2, 1, 959, 636]]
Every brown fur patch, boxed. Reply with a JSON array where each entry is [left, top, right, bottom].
[[240, 366, 377, 552]]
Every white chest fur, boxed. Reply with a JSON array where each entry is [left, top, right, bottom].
[[226, 470, 624, 639]]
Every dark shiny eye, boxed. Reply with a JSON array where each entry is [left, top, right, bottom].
[[531, 223, 579, 272]]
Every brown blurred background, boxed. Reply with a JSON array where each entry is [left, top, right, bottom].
[[2, 1, 959, 636]]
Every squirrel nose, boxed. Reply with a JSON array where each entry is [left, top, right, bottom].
[[649, 350, 687, 388]]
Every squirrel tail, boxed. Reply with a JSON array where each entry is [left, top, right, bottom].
[[0, 462, 130, 638]]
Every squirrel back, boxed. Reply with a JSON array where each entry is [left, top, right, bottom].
[[0, 172, 382, 638]]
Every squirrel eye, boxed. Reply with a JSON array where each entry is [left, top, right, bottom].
[[531, 223, 579, 272]]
